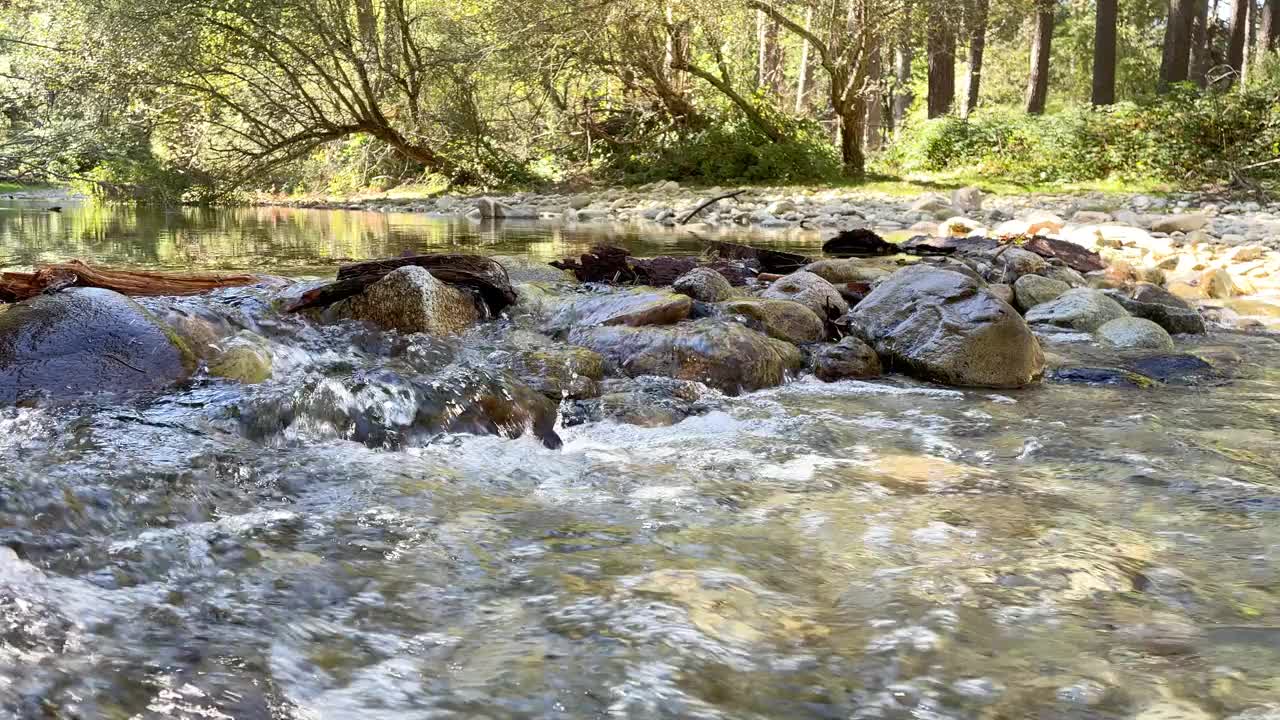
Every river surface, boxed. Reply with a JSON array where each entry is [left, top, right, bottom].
[[2, 199, 1280, 719]]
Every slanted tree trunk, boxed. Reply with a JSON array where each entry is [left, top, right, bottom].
[[1093, 0, 1118, 104], [1228, 0, 1250, 76], [1263, 0, 1280, 53], [926, 6, 954, 118], [1025, 0, 1055, 114], [1161, 0, 1195, 89], [962, 0, 989, 118]]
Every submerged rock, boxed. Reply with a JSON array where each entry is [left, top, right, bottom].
[[208, 333, 274, 384], [568, 319, 802, 395], [804, 259, 891, 285], [0, 288, 194, 404], [548, 289, 692, 331], [762, 270, 849, 318], [811, 336, 883, 381], [1025, 288, 1129, 332], [850, 265, 1044, 388], [510, 346, 606, 400], [1126, 354, 1219, 385], [718, 298, 826, 345], [1096, 317, 1176, 350], [1048, 367, 1159, 388], [332, 266, 481, 335], [562, 376, 713, 428]]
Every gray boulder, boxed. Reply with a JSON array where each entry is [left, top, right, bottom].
[[1095, 317, 1176, 350], [719, 298, 826, 345], [475, 197, 538, 219], [548, 289, 692, 332], [673, 267, 734, 303], [1150, 213, 1209, 234], [762, 270, 849, 318], [811, 337, 883, 382], [849, 265, 1045, 388], [1025, 288, 1129, 332], [510, 346, 605, 400], [1104, 283, 1206, 335], [568, 319, 803, 395], [0, 288, 194, 404], [1013, 274, 1071, 312], [333, 266, 481, 335]]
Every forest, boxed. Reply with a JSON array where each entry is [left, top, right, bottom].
[[1, 0, 1279, 202]]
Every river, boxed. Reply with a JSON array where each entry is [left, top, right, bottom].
[[2, 199, 1279, 719]]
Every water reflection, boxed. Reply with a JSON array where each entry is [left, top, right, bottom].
[[0, 199, 827, 275]]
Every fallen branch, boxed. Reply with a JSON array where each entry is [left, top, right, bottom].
[[679, 190, 746, 225], [0, 260, 259, 303]]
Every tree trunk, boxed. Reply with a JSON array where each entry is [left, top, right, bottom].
[[926, 6, 954, 118], [1263, 0, 1280, 52], [756, 9, 783, 95], [962, 0, 989, 118], [795, 6, 814, 114], [1093, 0, 1118, 104], [891, 0, 914, 131], [1228, 0, 1250, 75], [840, 103, 867, 177], [1191, 0, 1211, 87], [1025, 0, 1055, 114], [865, 39, 884, 150], [1160, 0, 1195, 89]]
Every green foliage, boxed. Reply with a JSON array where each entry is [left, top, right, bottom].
[[888, 87, 1280, 187], [612, 115, 842, 185]]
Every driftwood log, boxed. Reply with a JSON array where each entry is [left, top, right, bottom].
[[822, 229, 897, 257], [551, 245, 761, 286], [706, 241, 810, 274], [0, 260, 258, 304], [286, 254, 516, 314]]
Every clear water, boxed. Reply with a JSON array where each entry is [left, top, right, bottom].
[[2, 200, 1280, 719]]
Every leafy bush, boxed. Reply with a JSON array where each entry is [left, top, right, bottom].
[[610, 114, 842, 185], [887, 87, 1280, 187]]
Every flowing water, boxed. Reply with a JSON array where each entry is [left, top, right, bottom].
[[2, 199, 1280, 719]]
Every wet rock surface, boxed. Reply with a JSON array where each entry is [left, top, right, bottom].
[[331, 265, 481, 335], [851, 265, 1045, 388], [0, 288, 193, 404]]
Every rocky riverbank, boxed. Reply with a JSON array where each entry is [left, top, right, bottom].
[[265, 183, 1280, 329]]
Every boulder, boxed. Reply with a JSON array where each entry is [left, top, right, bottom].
[[568, 319, 803, 395], [1151, 213, 1210, 234], [988, 283, 1015, 306], [562, 377, 713, 428], [719, 298, 826, 345], [952, 186, 985, 213], [1013, 274, 1071, 312], [849, 265, 1045, 388], [987, 246, 1048, 282], [548, 289, 692, 331], [762, 270, 849, 318], [1201, 268, 1240, 299], [474, 197, 537, 219], [1025, 288, 1129, 332], [1095, 317, 1176, 351], [911, 193, 956, 219], [1105, 284, 1206, 335], [332, 266, 481, 335], [0, 288, 195, 404], [672, 267, 734, 303], [811, 336, 883, 381]]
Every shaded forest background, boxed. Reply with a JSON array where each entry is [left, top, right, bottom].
[[1, 0, 1279, 202]]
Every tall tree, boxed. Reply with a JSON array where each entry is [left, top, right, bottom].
[[926, 4, 954, 118], [962, 0, 989, 118], [794, 6, 814, 113], [1092, 0, 1118, 104], [891, 1, 914, 130], [1228, 0, 1250, 75], [1191, 0, 1211, 87], [1160, 0, 1195, 89], [756, 9, 784, 95], [865, 36, 884, 150], [1025, 0, 1055, 114], [1263, 0, 1280, 53]]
